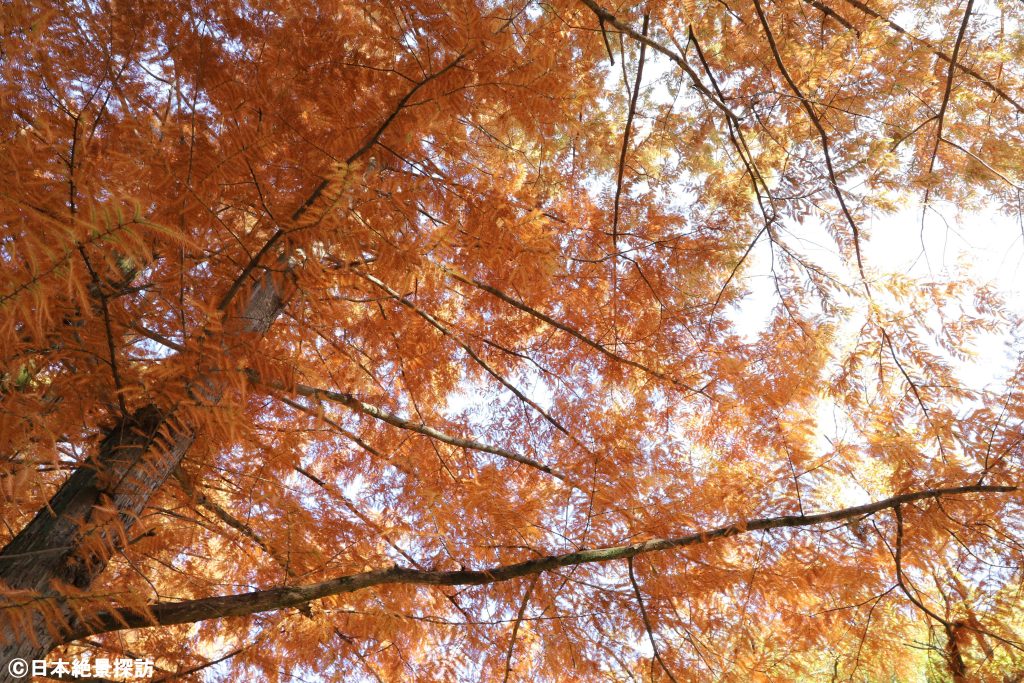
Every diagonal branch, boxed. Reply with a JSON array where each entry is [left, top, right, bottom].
[[248, 371, 577, 487], [612, 14, 649, 250], [939, 136, 1023, 191], [686, 28, 784, 316], [216, 52, 467, 313], [598, 17, 615, 64], [78, 245, 128, 416], [354, 270, 571, 436], [802, 0, 856, 31], [151, 644, 251, 683], [58, 484, 1015, 642], [688, 27, 776, 214], [346, 53, 467, 166], [708, 225, 768, 318], [832, 0, 1024, 115], [436, 264, 708, 397], [502, 574, 539, 683], [880, 328, 948, 463], [294, 466, 424, 569], [173, 467, 292, 576], [628, 557, 679, 683], [927, 0, 974, 177], [751, 0, 867, 281], [279, 395, 391, 463]]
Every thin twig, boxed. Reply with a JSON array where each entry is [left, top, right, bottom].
[[437, 263, 709, 397], [249, 371, 577, 487], [354, 269, 572, 436]]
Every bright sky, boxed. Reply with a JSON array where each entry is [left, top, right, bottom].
[[873, 203, 1024, 383], [734, 200, 1024, 390]]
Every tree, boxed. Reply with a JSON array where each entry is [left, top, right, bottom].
[[1, 0, 1023, 679]]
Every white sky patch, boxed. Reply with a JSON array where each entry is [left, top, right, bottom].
[[718, 198, 1024, 509], [869, 203, 1024, 387], [729, 201, 1023, 384]]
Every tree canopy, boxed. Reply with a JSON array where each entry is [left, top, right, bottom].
[[2, 0, 1024, 680]]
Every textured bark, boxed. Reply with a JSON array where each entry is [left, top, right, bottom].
[[0, 270, 284, 679]]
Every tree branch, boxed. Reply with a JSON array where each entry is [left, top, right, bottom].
[[577, 0, 739, 123], [216, 52, 467, 314], [927, 0, 974, 176], [751, 0, 867, 281], [612, 14, 649, 250], [628, 557, 679, 683], [436, 263, 708, 397], [173, 467, 293, 576], [802, 0, 856, 31], [354, 269, 571, 436], [248, 371, 577, 487], [501, 574, 539, 683], [59, 484, 1015, 642], [833, 0, 1024, 114], [892, 505, 968, 681]]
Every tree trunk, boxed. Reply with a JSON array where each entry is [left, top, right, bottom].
[[0, 270, 284, 680]]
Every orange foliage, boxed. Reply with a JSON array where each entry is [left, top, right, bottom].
[[1, 0, 1024, 680]]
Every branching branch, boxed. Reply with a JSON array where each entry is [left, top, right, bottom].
[[802, 0, 856, 31], [578, 0, 739, 123], [892, 505, 968, 681], [579, 5, 779, 314]]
